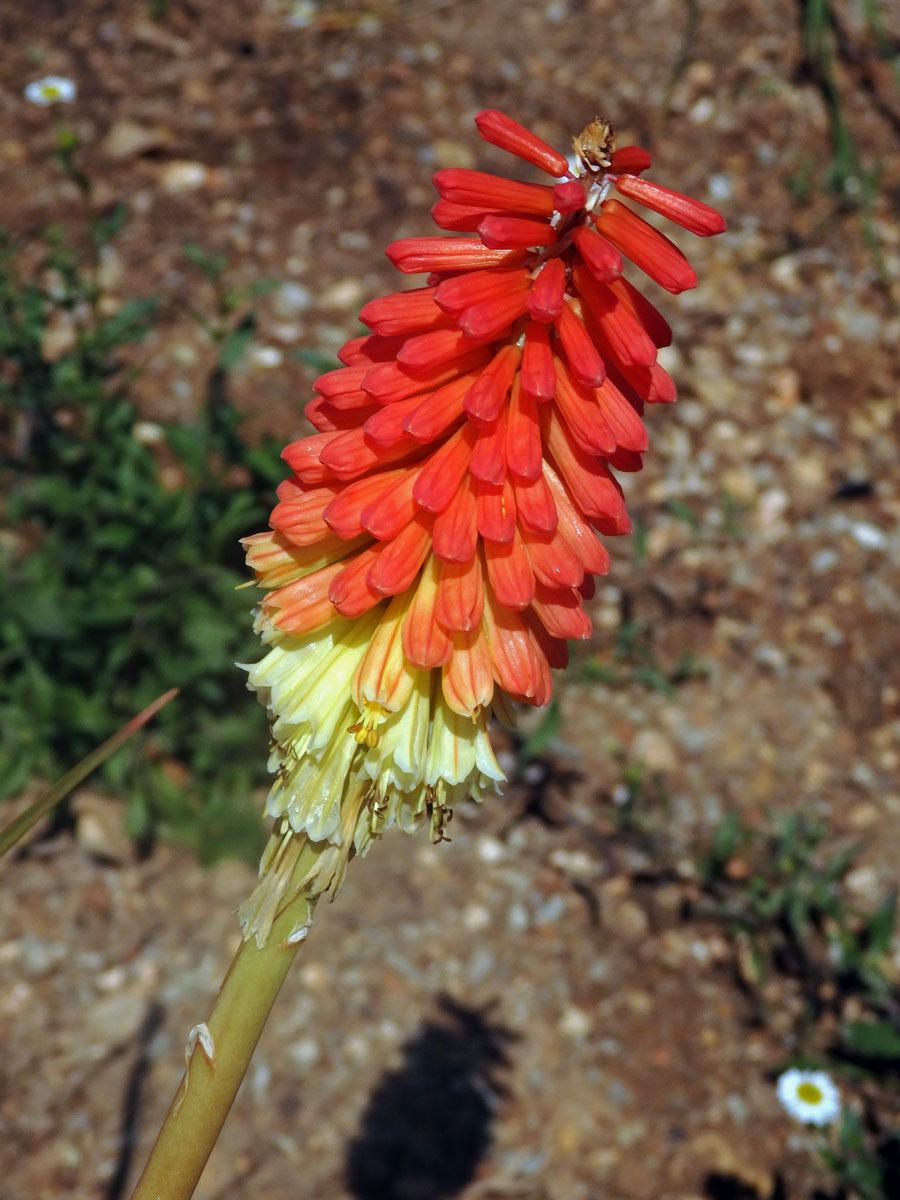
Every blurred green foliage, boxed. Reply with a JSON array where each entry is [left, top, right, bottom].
[[697, 810, 899, 1021], [0, 222, 286, 862], [795, 0, 900, 284], [578, 617, 711, 698], [819, 1105, 900, 1200]]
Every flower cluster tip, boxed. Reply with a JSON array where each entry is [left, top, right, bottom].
[[239, 108, 725, 943]]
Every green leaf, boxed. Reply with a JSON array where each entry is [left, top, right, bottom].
[[218, 315, 255, 370], [631, 665, 675, 696], [91, 202, 129, 248], [700, 811, 748, 882], [665, 498, 700, 531], [843, 1019, 900, 1060], [837, 1103, 866, 1151], [94, 297, 158, 350], [295, 347, 340, 373], [863, 887, 898, 956], [518, 699, 561, 763], [242, 441, 286, 484], [183, 241, 227, 282], [0, 689, 178, 857], [93, 520, 142, 551], [163, 423, 209, 478], [235, 277, 281, 300]]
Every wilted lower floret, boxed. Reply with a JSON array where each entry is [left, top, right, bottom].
[[239, 108, 725, 945]]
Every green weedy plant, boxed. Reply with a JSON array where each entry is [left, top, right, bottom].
[[0, 224, 285, 861], [794, 0, 900, 286], [698, 809, 900, 1198], [697, 810, 898, 1011], [819, 1105, 900, 1200], [695, 810, 900, 1029], [578, 616, 711, 697]]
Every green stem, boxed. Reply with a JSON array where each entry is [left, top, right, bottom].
[[129, 836, 322, 1200]]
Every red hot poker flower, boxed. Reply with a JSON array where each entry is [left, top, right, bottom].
[[239, 110, 725, 943]]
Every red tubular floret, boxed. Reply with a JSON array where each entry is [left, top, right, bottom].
[[474, 109, 570, 177]]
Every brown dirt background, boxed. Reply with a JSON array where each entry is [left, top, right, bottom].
[[1, 1, 899, 1198]]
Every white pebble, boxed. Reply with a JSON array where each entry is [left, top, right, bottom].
[[463, 903, 492, 931], [507, 903, 530, 932], [289, 1037, 320, 1067], [689, 96, 715, 124], [558, 1005, 591, 1038], [850, 522, 887, 550], [158, 161, 209, 194], [248, 345, 283, 369], [274, 281, 312, 316], [477, 836, 505, 863], [708, 173, 732, 201]]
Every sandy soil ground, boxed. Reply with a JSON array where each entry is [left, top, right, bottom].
[[1, 2, 899, 1198]]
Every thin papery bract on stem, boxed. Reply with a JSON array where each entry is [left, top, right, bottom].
[[238, 109, 726, 946]]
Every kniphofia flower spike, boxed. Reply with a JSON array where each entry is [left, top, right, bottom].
[[239, 110, 725, 944]]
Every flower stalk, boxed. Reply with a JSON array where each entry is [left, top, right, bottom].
[[129, 835, 321, 1200]]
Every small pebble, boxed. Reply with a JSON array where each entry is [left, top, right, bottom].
[[476, 836, 505, 863], [274, 282, 312, 317], [462, 903, 492, 931], [535, 894, 568, 925], [558, 1005, 591, 1038], [507, 903, 530, 932], [247, 345, 283, 369], [288, 1037, 320, 1068], [849, 522, 887, 550], [158, 160, 209, 194]]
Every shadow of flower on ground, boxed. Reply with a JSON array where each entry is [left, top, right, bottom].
[[346, 995, 517, 1200]]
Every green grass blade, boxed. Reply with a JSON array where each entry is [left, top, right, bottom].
[[0, 687, 179, 858]]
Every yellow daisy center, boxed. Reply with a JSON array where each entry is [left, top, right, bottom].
[[796, 1081, 824, 1105]]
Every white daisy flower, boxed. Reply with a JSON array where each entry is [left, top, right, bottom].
[[776, 1068, 841, 1126], [24, 76, 77, 106]]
